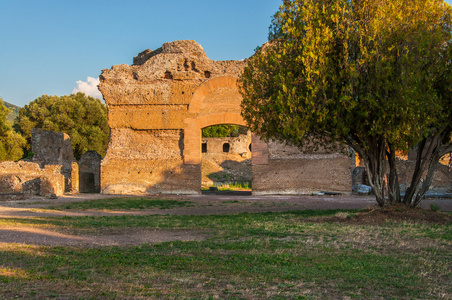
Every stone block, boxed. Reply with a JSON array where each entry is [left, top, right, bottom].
[[40, 174, 65, 196]]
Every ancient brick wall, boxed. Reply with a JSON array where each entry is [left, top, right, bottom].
[[99, 40, 246, 194], [396, 160, 451, 193], [352, 152, 451, 194], [99, 40, 353, 195], [31, 128, 79, 193], [201, 133, 252, 187], [0, 161, 65, 198], [202, 132, 251, 157], [251, 136, 352, 195]]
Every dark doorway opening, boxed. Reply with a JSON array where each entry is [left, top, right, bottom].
[[80, 172, 95, 193], [223, 143, 230, 153]]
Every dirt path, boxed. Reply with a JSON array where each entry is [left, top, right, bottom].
[[0, 193, 450, 247]]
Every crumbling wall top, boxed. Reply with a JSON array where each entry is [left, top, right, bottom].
[[99, 40, 245, 106], [133, 40, 207, 65], [31, 128, 75, 169]]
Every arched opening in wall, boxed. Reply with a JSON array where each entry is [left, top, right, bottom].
[[201, 124, 252, 193], [223, 143, 230, 153]]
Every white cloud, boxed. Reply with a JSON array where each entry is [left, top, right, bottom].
[[72, 76, 102, 99]]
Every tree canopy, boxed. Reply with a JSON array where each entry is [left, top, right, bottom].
[[0, 97, 26, 161], [202, 125, 248, 138], [240, 0, 452, 206], [14, 93, 110, 160]]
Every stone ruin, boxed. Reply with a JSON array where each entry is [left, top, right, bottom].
[[98, 40, 451, 195], [31, 128, 78, 193], [98, 40, 353, 195], [0, 161, 65, 198], [0, 129, 77, 198], [0, 129, 103, 198], [201, 131, 252, 188], [0, 40, 449, 198], [79, 150, 102, 193]]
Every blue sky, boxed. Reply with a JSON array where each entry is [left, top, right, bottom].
[[0, 0, 281, 107], [1, 0, 451, 107]]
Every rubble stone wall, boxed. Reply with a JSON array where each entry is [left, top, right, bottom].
[[202, 133, 251, 157], [31, 128, 78, 193], [0, 161, 65, 197]]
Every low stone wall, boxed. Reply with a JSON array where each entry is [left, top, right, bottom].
[[202, 133, 251, 158], [251, 136, 353, 195], [0, 161, 65, 198], [397, 160, 452, 193], [351, 156, 452, 195]]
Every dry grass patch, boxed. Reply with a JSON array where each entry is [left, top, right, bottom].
[[0, 208, 450, 299]]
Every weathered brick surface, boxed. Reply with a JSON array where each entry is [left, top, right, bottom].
[[99, 41, 248, 194], [397, 160, 452, 193], [98, 40, 356, 195], [202, 132, 251, 157], [252, 138, 352, 194], [251, 135, 269, 165], [0, 161, 65, 197], [31, 129, 78, 193], [252, 158, 352, 195], [100, 159, 200, 194]]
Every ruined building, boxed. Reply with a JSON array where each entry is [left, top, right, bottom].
[[31, 128, 78, 193], [1, 40, 449, 197], [0, 129, 74, 198], [98, 40, 352, 195], [0, 129, 104, 198]]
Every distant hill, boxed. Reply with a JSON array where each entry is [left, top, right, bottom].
[[3, 101, 20, 123]]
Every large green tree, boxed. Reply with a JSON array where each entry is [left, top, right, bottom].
[[240, 0, 452, 207], [14, 92, 110, 160], [0, 97, 26, 161]]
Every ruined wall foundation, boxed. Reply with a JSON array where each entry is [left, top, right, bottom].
[[0, 161, 65, 198]]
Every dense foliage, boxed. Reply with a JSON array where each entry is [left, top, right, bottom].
[[14, 93, 110, 160], [0, 98, 26, 161], [240, 0, 452, 206], [202, 125, 248, 138]]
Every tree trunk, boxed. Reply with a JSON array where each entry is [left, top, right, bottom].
[[403, 139, 426, 205], [403, 129, 452, 207], [363, 137, 388, 206], [410, 155, 439, 207], [387, 143, 401, 204]]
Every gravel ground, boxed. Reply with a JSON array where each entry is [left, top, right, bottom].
[[0, 193, 450, 247], [1, 193, 451, 217]]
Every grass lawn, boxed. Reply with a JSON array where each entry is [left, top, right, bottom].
[[0, 198, 450, 299]]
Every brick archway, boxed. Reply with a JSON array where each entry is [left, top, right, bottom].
[[184, 113, 246, 164], [188, 76, 239, 113], [184, 75, 246, 165], [99, 40, 353, 195]]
